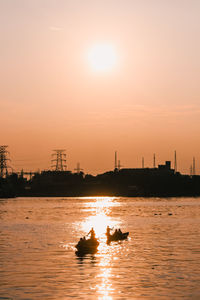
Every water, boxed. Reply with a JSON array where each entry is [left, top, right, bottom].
[[0, 197, 200, 299]]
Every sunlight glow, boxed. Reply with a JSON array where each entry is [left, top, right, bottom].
[[96, 244, 114, 300], [88, 44, 117, 72], [75, 196, 125, 299], [81, 197, 119, 238], [82, 212, 118, 238]]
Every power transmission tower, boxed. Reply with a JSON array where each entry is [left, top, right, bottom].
[[0, 145, 10, 177], [51, 149, 66, 171]]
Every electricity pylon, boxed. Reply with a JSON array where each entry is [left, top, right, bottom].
[[0, 145, 10, 177], [51, 149, 66, 171]]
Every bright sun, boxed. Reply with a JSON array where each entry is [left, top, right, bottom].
[[88, 44, 117, 72]]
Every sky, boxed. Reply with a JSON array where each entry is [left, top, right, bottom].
[[0, 0, 200, 174]]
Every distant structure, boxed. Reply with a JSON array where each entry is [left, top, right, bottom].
[[0, 145, 10, 177], [74, 162, 83, 174], [114, 151, 118, 171], [51, 149, 66, 171], [120, 161, 174, 176], [193, 157, 196, 175], [174, 150, 177, 173], [153, 153, 156, 168], [190, 157, 196, 176], [118, 160, 122, 170], [142, 157, 144, 168], [190, 165, 193, 176]]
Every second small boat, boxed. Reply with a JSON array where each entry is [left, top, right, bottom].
[[106, 227, 129, 244]]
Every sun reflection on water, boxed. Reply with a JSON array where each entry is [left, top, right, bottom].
[[81, 197, 120, 238], [78, 197, 123, 299], [96, 251, 114, 300]]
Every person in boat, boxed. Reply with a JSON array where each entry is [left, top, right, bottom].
[[77, 237, 83, 247], [88, 227, 96, 239], [118, 228, 122, 235], [114, 229, 118, 237], [77, 236, 87, 247], [106, 226, 112, 236], [113, 228, 122, 238]]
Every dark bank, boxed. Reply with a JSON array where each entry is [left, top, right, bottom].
[[1, 160, 200, 198]]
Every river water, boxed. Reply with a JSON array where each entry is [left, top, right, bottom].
[[0, 197, 200, 299]]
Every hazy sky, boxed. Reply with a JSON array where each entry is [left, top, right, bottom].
[[1, 0, 200, 174]]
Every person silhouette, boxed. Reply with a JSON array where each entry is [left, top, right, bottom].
[[88, 227, 95, 239], [106, 225, 111, 236]]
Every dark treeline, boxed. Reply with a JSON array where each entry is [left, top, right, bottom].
[[1, 167, 200, 198]]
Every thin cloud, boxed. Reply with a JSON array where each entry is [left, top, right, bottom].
[[49, 26, 63, 31]]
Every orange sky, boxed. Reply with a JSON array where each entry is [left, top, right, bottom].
[[0, 0, 200, 174]]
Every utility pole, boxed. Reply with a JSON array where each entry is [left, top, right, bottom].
[[142, 157, 144, 169], [118, 160, 122, 170], [114, 151, 118, 171], [153, 153, 156, 168], [0, 145, 10, 177], [51, 149, 66, 171], [190, 165, 193, 176], [74, 162, 83, 174], [174, 150, 177, 173], [193, 157, 195, 175]]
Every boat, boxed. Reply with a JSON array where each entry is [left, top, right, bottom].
[[107, 231, 129, 244], [75, 237, 99, 255]]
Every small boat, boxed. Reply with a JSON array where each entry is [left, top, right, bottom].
[[107, 231, 129, 244], [75, 237, 99, 255]]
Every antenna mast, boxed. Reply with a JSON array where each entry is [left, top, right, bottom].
[[153, 153, 156, 168], [190, 165, 193, 176], [174, 150, 177, 173], [114, 151, 118, 170], [193, 157, 195, 175], [118, 160, 122, 170], [142, 157, 144, 168]]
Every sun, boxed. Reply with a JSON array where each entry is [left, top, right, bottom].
[[88, 44, 117, 72]]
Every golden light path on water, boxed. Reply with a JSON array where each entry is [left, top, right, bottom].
[[81, 197, 119, 238], [77, 197, 123, 299]]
